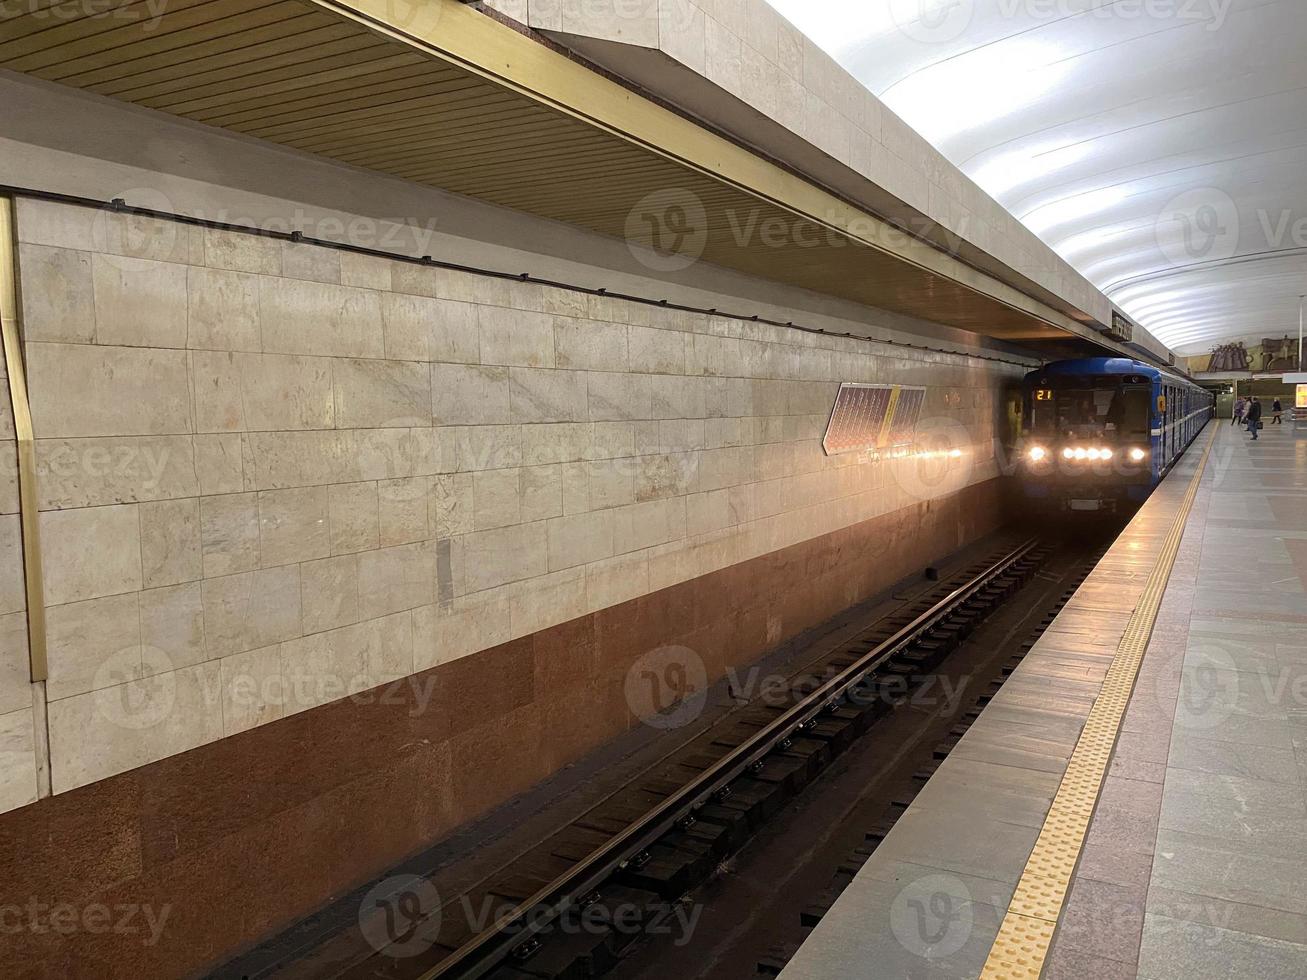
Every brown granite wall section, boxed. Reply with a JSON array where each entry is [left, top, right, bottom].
[[0, 478, 1005, 979]]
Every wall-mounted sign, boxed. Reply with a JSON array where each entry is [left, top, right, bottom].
[[886, 386, 926, 448], [823, 383, 893, 455], [1107, 312, 1134, 343], [822, 383, 926, 456]]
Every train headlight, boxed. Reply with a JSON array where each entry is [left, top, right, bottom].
[[1087, 448, 1101, 460], [1100, 448, 1114, 460], [1073, 448, 1087, 460], [1028, 446, 1047, 462], [1062, 448, 1074, 459], [1129, 447, 1146, 462]]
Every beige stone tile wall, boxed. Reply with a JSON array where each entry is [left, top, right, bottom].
[[4, 195, 1019, 811]]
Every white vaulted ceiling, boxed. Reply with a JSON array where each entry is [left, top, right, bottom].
[[767, 0, 1307, 355]]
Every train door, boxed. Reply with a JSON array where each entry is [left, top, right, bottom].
[[1159, 385, 1168, 464], [1178, 388, 1183, 449], [1176, 386, 1186, 459], [1164, 385, 1173, 463]]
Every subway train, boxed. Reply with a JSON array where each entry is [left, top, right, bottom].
[[1017, 357, 1214, 512]]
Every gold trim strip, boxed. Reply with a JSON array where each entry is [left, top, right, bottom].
[[879, 386, 902, 449], [980, 425, 1216, 978], [0, 195, 48, 683], [308, 0, 1096, 343]]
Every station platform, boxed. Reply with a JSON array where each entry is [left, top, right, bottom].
[[780, 419, 1307, 979]]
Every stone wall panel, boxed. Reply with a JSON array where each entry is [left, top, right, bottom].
[[0, 198, 1023, 973]]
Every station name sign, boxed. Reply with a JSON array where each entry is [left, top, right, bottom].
[[1106, 312, 1134, 343]]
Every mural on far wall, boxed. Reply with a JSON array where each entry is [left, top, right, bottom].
[[1187, 337, 1301, 375], [1257, 336, 1301, 372], [1206, 342, 1250, 373]]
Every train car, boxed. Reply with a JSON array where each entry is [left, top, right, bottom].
[[1017, 357, 1213, 512]]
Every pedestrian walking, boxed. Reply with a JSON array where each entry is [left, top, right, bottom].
[[1272, 397, 1283, 424], [1247, 396, 1262, 439], [1233, 396, 1246, 426]]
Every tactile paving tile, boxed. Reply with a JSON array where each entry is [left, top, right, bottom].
[[981, 428, 1215, 978], [984, 912, 1056, 978], [1006, 873, 1070, 921]]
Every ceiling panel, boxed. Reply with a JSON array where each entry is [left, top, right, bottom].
[[0, 0, 1093, 346], [769, 0, 1307, 355]]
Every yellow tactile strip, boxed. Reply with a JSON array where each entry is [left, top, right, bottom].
[[980, 427, 1215, 978]]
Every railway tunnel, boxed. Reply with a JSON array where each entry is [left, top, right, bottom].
[[0, 2, 1302, 979]]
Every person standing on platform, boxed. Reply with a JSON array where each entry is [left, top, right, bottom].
[[1247, 396, 1262, 439], [1272, 397, 1283, 424], [1233, 396, 1246, 426]]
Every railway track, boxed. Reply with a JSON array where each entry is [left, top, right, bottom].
[[219, 526, 1142, 980], [309, 536, 1050, 980], [606, 530, 1117, 980], [750, 533, 1113, 978]]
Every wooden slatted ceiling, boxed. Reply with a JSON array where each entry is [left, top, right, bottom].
[[0, 0, 1068, 341]]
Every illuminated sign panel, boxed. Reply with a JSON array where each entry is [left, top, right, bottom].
[[822, 384, 893, 455], [822, 383, 926, 456], [1107, 312, 1134, 343], [886, 386, 926, 447]]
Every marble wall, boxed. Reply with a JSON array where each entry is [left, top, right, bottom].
[[0, 195, 1019, 815]]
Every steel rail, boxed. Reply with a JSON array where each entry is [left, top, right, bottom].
[[417, 536, 1042, 980]]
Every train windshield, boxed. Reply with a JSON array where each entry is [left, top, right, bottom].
[[1029, 385, 1150, 441]]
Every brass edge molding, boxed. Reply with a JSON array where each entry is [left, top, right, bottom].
[[0, 195, 48, 685], [308, 0, 1093, 341], [980, 424, 1216, 977]]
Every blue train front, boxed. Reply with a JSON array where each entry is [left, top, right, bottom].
[[1017, 358, 1213, 512]]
